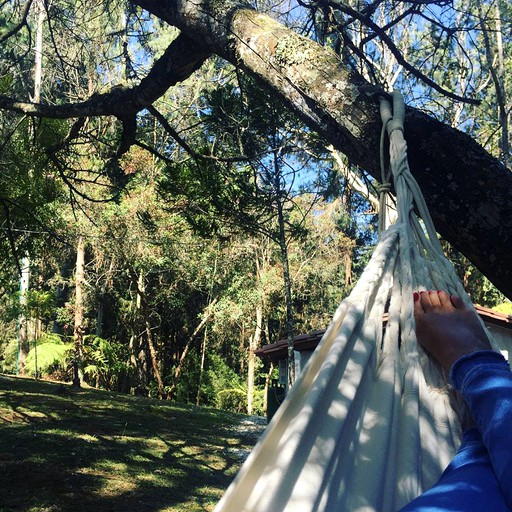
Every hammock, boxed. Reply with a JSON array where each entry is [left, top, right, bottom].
[[214, 91, 495, 512]]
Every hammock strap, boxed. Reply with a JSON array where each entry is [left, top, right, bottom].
[[378, 100, 393, 234]]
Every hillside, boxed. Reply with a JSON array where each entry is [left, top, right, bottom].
[[0, 375, 266, 512]]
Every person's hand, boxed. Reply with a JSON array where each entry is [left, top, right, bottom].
[[414, 291, 492, 372]]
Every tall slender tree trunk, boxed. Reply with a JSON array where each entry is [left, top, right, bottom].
[[276, 197, 295, 389], [196, 327, 207, 406], [494, 1, 509, 168], [128, 272, 149, 395], [32, 0, 44, 103], [129, 269, 164, 397], [272, 152, 295, 389], [263, 361, 274, 414], [72, 236, 85, 387], [167, 298, 217, 399], [17, 256, 30, 374], [18, 0, 45, 376], [478, 0, 510, 168], [129, 333, 149, 395], [247, 304, 262, 415], [144, 314, 164, 397]]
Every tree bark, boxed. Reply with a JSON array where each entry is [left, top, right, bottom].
[[247, 304, 262, 415], [133, 0, 512, 299], [478, 0, 509, 169], [72, 236, 85, 387], [275, 196, 296, 388], [131, 270, 165, 397], [196, 327, 207, 406]]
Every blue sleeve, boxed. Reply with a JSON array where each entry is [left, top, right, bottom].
[[450, 350, 512, 508]]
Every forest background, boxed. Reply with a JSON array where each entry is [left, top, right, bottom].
[[0, 0, 510, 416]]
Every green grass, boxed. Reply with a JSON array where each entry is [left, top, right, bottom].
[[0, 375, 265, 512]]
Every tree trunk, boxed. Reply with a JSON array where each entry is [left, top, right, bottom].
[[32, 0, 44, 104], [167, 298, 217, 399], [196, 327, 207, 406], [129, 333, 149, 395], [263, 361, 274, 414], [72, 235, 85, 387], [128, 271, 150, 395], [275, 196, 295, 389], [132, 0, 512, 299], [17, 256, 30, 375], [131, 270, 165, 398], [144, 315, 165, 397], [478, 0, 509, 169], [247, 304, 262, 415], [17, 0, 46, 376]]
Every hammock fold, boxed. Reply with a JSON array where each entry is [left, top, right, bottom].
[[214, 92, 495, 512]]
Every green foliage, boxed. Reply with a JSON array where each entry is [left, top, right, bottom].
[[217, 387, 247, 414], [493, 302, 512, 316], [204, 353, 247, 412], [24, 334, 71, 376], [25, 290, 56, 320], [82, 336, 131, 391], [0, 338, 19, 373]]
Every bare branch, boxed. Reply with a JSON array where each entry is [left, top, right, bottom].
[[0, 0, 33, 44], [327, 1, 480, 105]]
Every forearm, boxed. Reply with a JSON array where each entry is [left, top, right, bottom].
[[450, 350, 512, 506]]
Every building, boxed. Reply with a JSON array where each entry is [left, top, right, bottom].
[[256, 305, 512, 394]]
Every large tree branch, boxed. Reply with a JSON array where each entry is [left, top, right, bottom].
[[135, 0, 512, 298], [0, 32, 210, 119]]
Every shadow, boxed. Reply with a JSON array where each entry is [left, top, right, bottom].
[[0, 375, 262, 512]]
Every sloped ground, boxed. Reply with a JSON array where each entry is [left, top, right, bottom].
[[0, 375, 266, 512]]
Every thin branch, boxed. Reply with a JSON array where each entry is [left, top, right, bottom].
[[328, 1, 480, 104], [0, 0, 33, 44]]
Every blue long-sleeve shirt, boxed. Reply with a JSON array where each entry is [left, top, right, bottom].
[[400, 351, 512, 511]]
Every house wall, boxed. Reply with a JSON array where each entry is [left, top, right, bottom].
[[291, 321, 512, 376], [485, 322, 512, 360]]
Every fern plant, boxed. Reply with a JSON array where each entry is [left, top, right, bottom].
[[24, 334, 72, 376], [82, 335, 130, 390]]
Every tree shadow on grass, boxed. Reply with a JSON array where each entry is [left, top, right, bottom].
[[0, 375, 262, 512]]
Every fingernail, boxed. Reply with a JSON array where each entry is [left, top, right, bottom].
[[413, 292, 419, 302], [428, 290, 434, 294]]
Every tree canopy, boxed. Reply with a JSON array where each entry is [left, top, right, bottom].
[[0, 0, 510, 297], [0, 0, 510, 408]]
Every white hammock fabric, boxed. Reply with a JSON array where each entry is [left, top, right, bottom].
[[214, 91, 494, 512]]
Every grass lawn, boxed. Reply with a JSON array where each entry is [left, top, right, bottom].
[[0, 375, 266, 512]]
